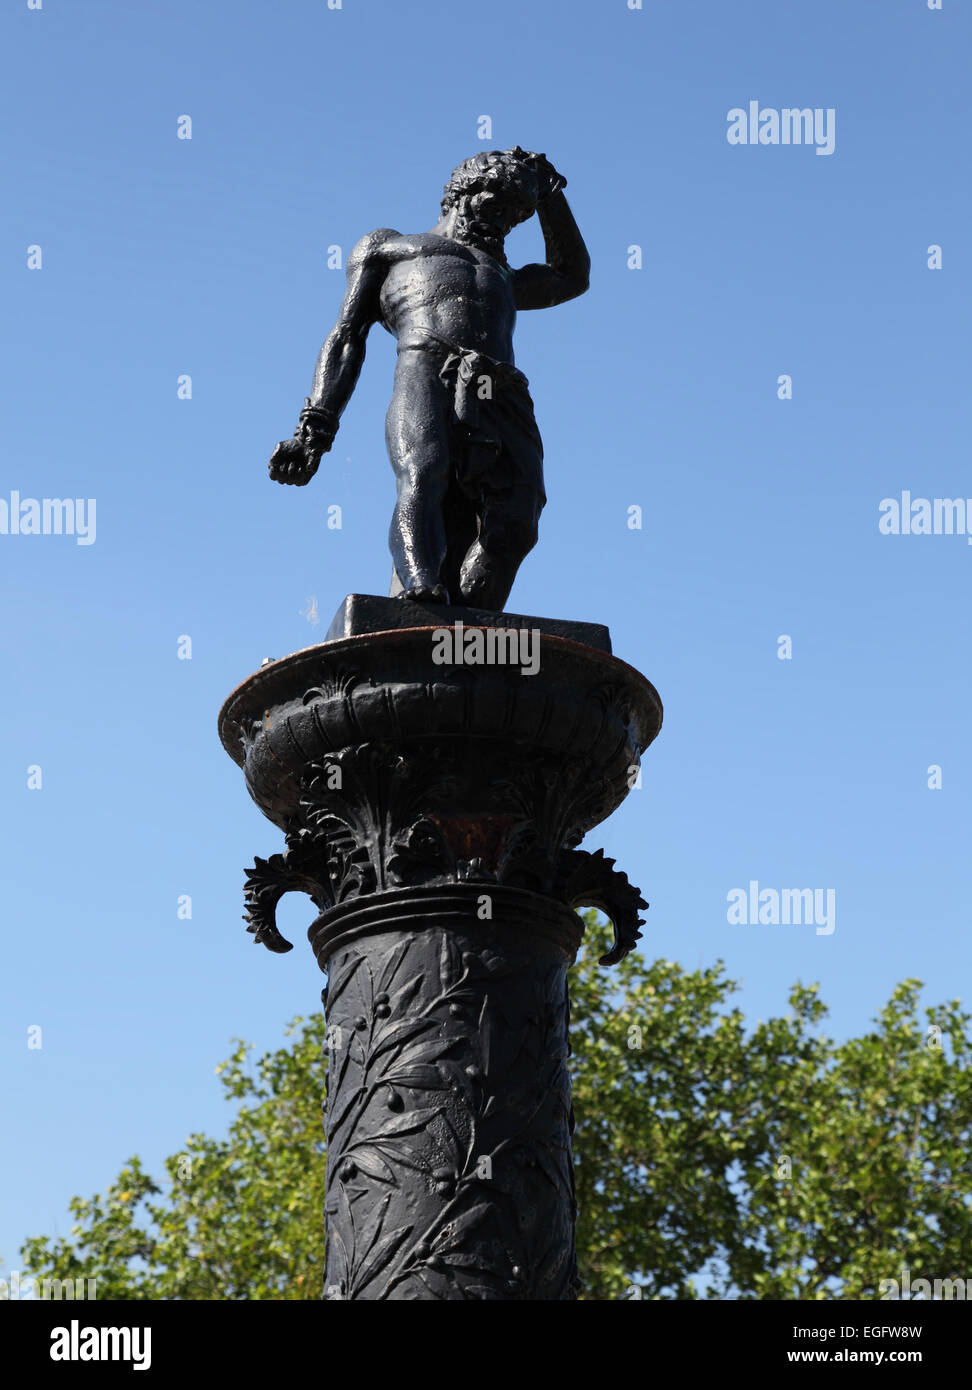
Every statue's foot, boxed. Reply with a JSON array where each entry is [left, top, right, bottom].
[[399, 583, 448, 604]]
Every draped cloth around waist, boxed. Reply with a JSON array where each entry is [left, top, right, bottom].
[[399, 331, 546, 504]]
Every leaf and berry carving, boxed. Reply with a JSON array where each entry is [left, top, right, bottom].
[[321, 929, 579, 1299]]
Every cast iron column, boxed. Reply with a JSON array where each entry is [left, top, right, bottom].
[[219, 598, 661, 1300]]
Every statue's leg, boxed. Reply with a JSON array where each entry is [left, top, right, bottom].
[[385, 351, 452, 601], [440, 482, 480, 605], [458, 484, 542, 611]]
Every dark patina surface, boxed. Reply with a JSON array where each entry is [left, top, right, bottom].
[[268, 148, 589, 611], [221, 152, 662, 1299]]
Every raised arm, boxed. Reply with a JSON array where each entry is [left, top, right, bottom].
[[513, 188, 591, 311], [269, 229, 392, 486]]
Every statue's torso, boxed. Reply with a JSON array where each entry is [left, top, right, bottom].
[[378, 233, 517, 364]]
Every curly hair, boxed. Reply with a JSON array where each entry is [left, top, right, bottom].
[[440, 149, 539, 217]]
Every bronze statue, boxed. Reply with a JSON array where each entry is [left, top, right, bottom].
[[225, 145, 662, 1301], [269, 148, 590, 611]]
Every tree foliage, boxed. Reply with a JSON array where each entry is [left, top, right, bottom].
[[19, 918, 972, 1299]]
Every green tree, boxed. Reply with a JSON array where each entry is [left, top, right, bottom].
[[18, 918, 972, 1299]]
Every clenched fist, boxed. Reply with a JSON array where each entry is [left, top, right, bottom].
[[514, 149, 567, 202], [268, 401, 337, 486], [269, 437, 322, 487]]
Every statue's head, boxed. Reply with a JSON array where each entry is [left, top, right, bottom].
[[441, 149, 540, 239]]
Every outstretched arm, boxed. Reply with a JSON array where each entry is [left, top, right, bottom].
[[270, 229, 392, 486], [513, 187, 590, 311]]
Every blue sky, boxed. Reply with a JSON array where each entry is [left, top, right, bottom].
[[2, 0, 969, 1271]]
